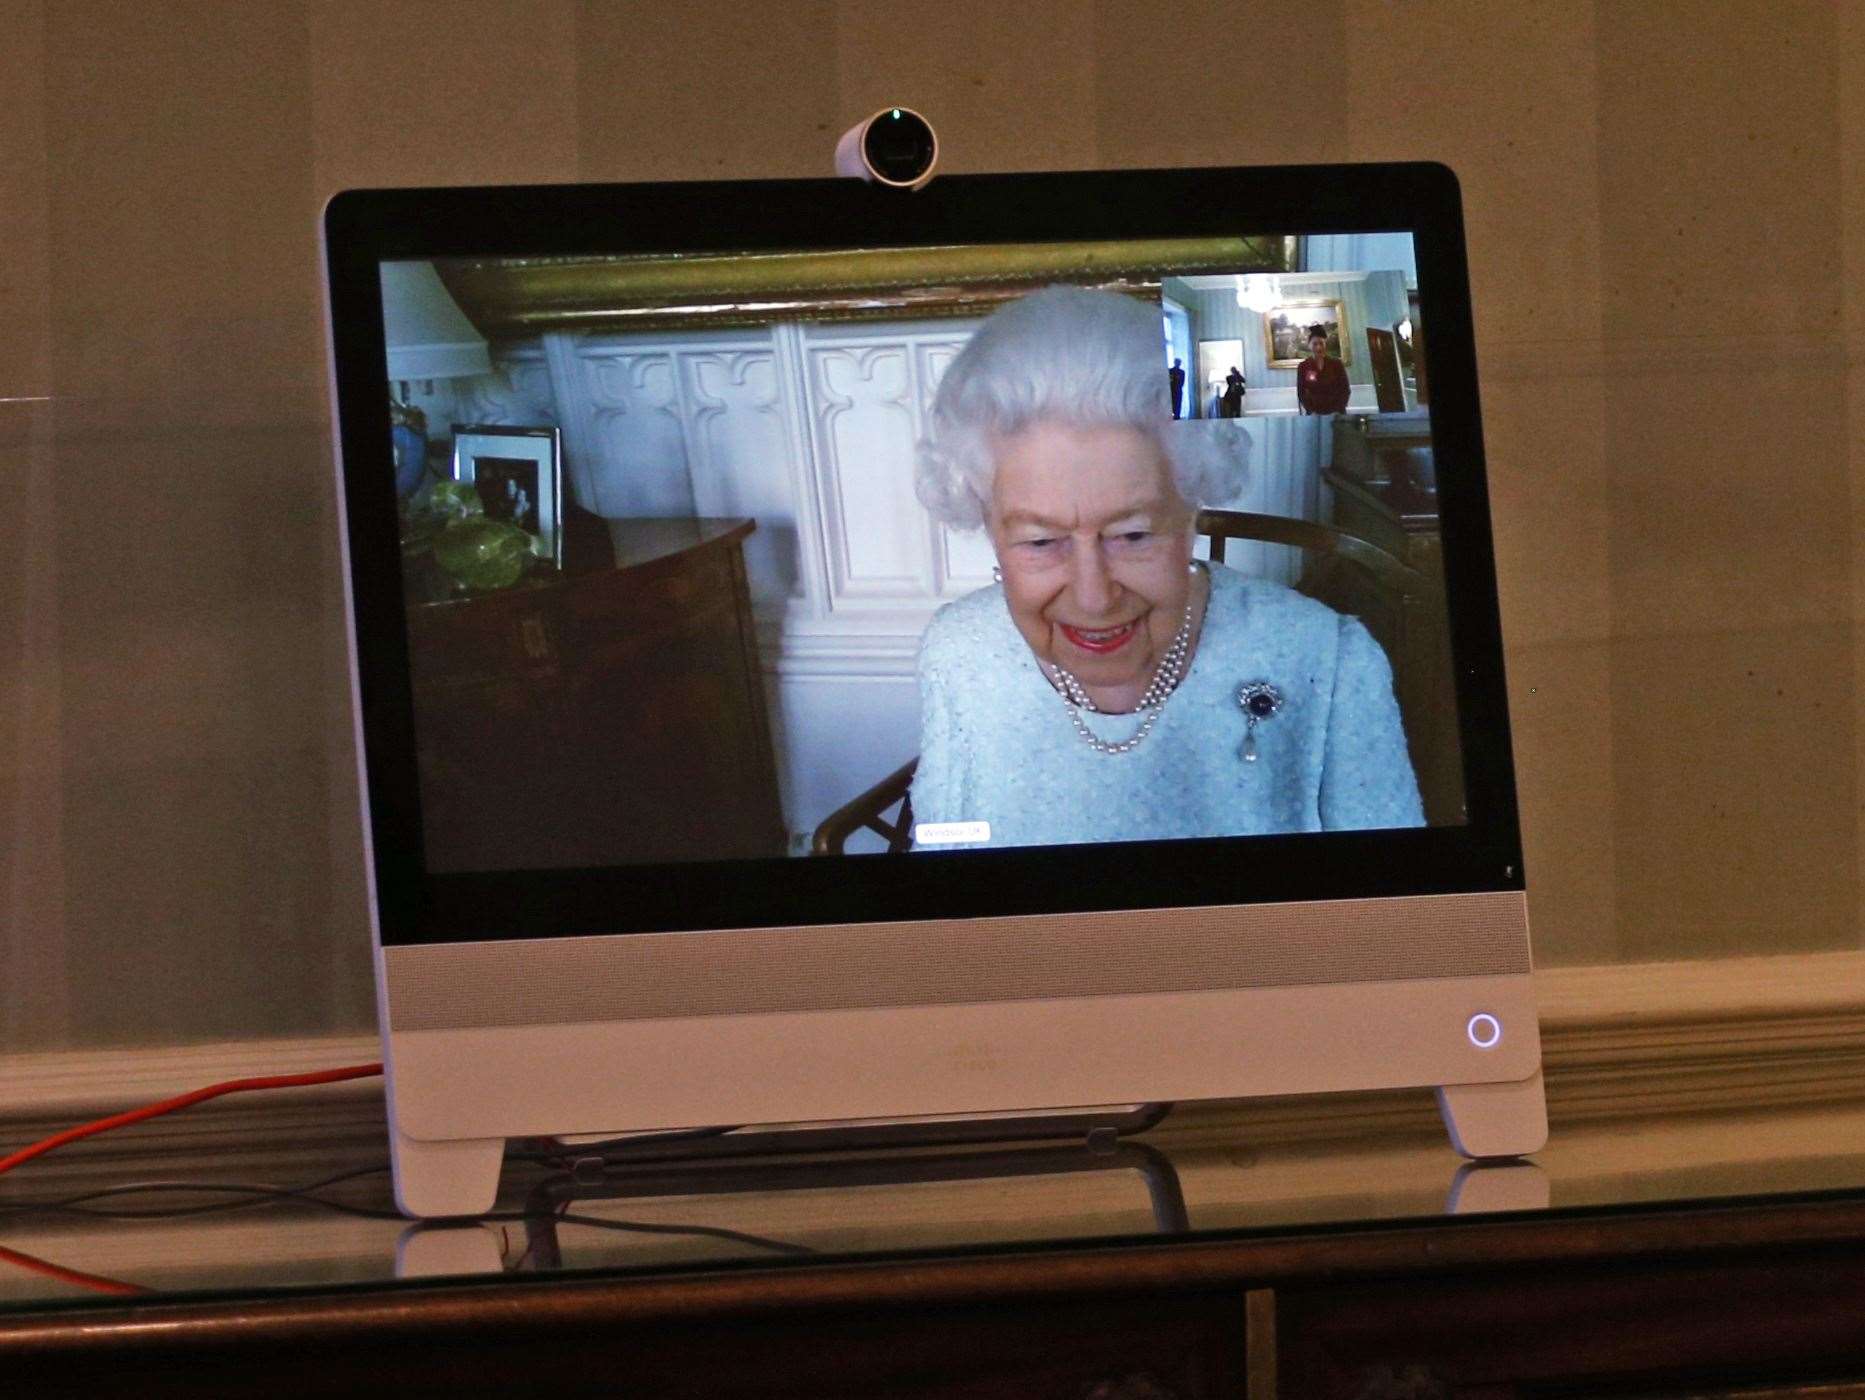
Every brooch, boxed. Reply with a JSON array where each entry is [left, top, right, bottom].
[[1235, 681, 1284, 763]]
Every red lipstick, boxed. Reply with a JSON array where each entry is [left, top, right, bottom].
[[1059, 620, 1139, 654]]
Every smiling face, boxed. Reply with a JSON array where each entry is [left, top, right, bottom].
[[986, 420, 1197, 711], [1308, 332, 1329, 362]]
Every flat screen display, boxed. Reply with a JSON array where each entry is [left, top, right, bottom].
[[326, 166, 1522, 943]]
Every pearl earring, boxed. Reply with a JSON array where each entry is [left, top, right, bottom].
[[992, 565, 1004, 584]]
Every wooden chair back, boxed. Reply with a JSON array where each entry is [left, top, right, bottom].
[[1194, 508, 1427, 599]]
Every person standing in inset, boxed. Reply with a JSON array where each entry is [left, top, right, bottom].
[[1220, 366, 1245, 418], [1168, 358, 1185, 419], [1296, 325, 1350, 415]]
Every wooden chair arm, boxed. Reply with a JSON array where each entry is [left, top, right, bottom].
[[810, 758, 920, 856]]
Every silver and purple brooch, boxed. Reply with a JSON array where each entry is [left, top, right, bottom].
[[1235, 681, 1285, 762]]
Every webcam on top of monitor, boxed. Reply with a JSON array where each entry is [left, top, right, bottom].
[[834, 105, 939, 189]]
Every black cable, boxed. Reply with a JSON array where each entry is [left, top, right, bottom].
[[502, 1210, 815, 1257], [0, 1129, 813, 1256], [0, 1162, 395, 1219], [1, 1181, 403, 1222], [0, 1170, 812, 1256], [38, 1184, 383, 1221], [0, 1125, 750, 1218]]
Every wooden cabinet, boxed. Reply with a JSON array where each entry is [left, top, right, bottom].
[[12, 1197, 1865, 1397], [1274, 1210, 1865, 1398], [405, 516, 785, 871]]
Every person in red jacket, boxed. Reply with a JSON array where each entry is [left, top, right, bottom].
[[1296, 325, 1351, 415]]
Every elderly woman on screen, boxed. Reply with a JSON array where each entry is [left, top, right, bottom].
[[909, 285, 1423, 849]]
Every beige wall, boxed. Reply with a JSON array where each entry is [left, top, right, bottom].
[[2, 0, 1861, 1051]]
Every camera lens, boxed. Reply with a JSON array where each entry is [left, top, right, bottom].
[[862, 108, 935, 186]]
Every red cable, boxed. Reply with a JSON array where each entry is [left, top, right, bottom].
[[0, 1244, 146, 1296], [0, 1063, 385, 1297], [0, 1063, 384, 1179]]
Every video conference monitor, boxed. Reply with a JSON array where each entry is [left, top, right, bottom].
[[323, 163, 1544, 1218]]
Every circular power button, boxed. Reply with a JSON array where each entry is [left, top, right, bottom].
[[1467, 1013, 1502, 1049]]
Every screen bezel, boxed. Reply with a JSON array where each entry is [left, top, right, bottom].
[[324, 162, 1524, 947]]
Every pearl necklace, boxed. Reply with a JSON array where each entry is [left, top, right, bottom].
[[1046, 566, 1202, 756]]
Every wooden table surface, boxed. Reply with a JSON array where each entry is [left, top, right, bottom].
[[6, 1093, 1865, 1397]]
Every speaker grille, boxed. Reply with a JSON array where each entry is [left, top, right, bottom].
[[387, 891, 1530, 1033]]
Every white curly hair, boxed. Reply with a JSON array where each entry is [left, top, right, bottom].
[[915, 284, 1250, 530]]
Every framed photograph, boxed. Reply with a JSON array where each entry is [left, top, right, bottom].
[[1264, 299, 1349, 369], [1195, 338, 1244, 418], [450, 424, 564, 567]]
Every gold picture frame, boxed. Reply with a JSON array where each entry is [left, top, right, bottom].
[[1264, 298, 1350, 369], [435, 236, 1297, 336]]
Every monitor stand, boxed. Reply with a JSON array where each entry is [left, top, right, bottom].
[[394, 1125, 1551, 1280], [393, 1103, 1173, 1224], [511, 1135, 1190, 1272], [396, 1110, 1184, 1279], [391, 1064, 1548, 1221], [1436, 1069, 1548, 1159]]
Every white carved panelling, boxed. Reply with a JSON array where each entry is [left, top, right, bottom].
[[680, 346, 799, 600], [807, 342, 929, 601], [913, 339, 998, 597], [766, 322, 834, 620], [574, 343, 696, 518]]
